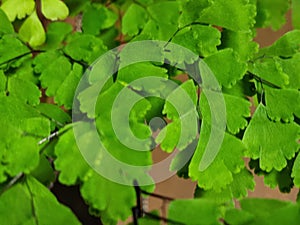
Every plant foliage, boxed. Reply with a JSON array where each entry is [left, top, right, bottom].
[[0, 0, 299, 224]]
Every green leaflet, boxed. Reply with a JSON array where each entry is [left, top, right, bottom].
[[0, 8, 14, 35], [265, 88, 300, 122], [0, 176, 81, 225], [255, 0, 290, 30], [117, 62, 169, 89], [189, 121, 246, 191], [94, 82, 153, 166], [82, 3, 117, 35], [33, 51, 83, 109], [30, 154, 55, 186], [35, 103, 71, 128], [7, 77, 40, 106], [221, 30, 259, 61], [223, 75, 256, 98], [292, 0, 300, 29], [156, 80, 198, 152], [54, 124, 91, 184], [0, 0, 35, 21], [249, 57, 289, 88], [200, 92, 251, 134], [178, 0, 210, 27], [54, 125, 150, 224], [0, 70, 6, 96], [1, 57, 40, 105], [0, 35, 29, 67], [194, 168, 255, 204], [225, 198, 300, 225], [278, 52, 300, 89], [249, 158, 294, 193], [171, 25, 221, 57], [0, 96, 50, 181], [19, 11, 46, 47], [243, 104, 300, 172], [64, 33, 107, 64], [168, 199, 222, 225], [147, 1, 180, 25], [203, 48, 247, 88], [80, 171, 136, 225], [41, 0, 69, 21], [199, 0, 256, 32], [259, 30, 300, 57], [264, 165, 294, 193], [122, 3, 148, 36], [42, 22, 73, 50], [124, 1, 180, 41], [292, 153, 300, 187], [144, 2, 180, 41]]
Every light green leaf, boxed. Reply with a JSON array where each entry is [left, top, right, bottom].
[[203, 49, 247, 88], [41, 0, 69, 20], [243, 104, 300, 172], [0, 8, 14, 35], [199, 0, 256, 32], [168, 199, 222, 225], [189, 121, 245, 191], [255, 0, 290, 30], [19, 11, 46, 47], [265, 88, 300, 122], [1, 0, 35, 21]]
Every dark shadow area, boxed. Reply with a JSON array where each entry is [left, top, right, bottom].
[[51, 182, 102, 225]]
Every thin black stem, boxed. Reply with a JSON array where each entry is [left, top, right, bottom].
[[140, 189, 174, 201], [248, 72, 281, 89], [143, 212, 185, 225], [61, 51, 89, 69], [0, 50, 45, 67]]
